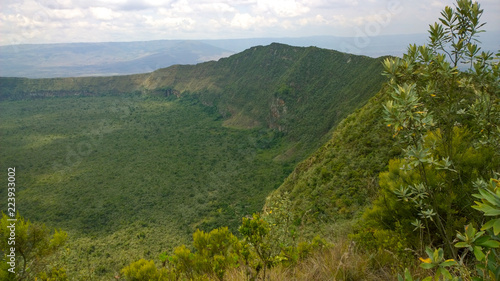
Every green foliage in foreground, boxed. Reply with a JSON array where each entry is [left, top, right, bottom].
[[360, 0, 499, 261], [358, 1, 500, 280], [121, 195, 330, 281], [399, 180, 500, 281], [263, 1, 500, 280], [0, 213, 68, 281]]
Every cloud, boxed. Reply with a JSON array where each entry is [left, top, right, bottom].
[[255, 0, 310, 17], [196, 2, 237, 14], [170, 0, 194, 13], [299, 14, 327, 26], [230, 13, 260, 29], [144, 15, 196, 31], [48, 8, 85, 20], [0, 0, 498, 45], [89, 7, 121, 20]]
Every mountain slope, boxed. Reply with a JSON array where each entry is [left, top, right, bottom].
[[0, 43, 387, 279], [1, 43, 387, 159], [265, 90, 399, 235]]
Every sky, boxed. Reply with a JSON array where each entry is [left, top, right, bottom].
[[1, 0, 499, 46]]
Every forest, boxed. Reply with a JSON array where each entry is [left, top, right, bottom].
[[0, 0, 499, 280]]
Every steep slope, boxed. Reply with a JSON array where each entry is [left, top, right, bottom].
[[265, 90, 400, 235]]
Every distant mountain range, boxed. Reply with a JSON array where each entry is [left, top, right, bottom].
[[0, 40, 233, 78], [1, 32, 498, 78]]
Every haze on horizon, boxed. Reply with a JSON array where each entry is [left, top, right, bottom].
[[2, 0, 500, 46]]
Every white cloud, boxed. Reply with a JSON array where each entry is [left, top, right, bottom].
[[255, 0, 309, 17], [48, 8, 85, 20], [171, 0, 194, 13], [144, 15, 196, 31], [299, 14, 327, 26], [196, 2, 236, 14], [0, 0, 498, 45], [230, 13, 259, 29], [89, 7, 121, 21], [229, 12, 279, 30]]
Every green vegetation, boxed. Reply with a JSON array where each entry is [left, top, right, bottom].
[[0, 95, 292, 278], [0, 43, 386, 159], [0, 43, 386, 279], [265, 0, 498, 280], [265, 89, 398, 234], [2, 1, 498, 280], [0, 213, 68, 280], [360, 0, 499, 260], [121, 196, 331, 281]]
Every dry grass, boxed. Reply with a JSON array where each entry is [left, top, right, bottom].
[[224, 238, 402, 281]]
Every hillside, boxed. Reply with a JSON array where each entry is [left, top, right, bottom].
[[1, 43, 387, 159], [265, 90, 398, 236], [0, 43, 387, 279]]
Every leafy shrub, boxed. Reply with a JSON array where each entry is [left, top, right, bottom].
[[361, 0, 500, 260], [0, 213, 68, 281]]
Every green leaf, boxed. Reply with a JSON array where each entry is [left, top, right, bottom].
[[434, 248, 443, 262], [481, 218, 500, 235], [473, 245, 486, 261], [478, 187, 500, 206], [476, 239, 500, 248], [440, 259, 457, 267], [420, 263, 436, 269], [425, 247, 434, 261], [465, 224, 476, 238], [475, 235, 490, 245], [454, 242, 469, 248], [456, 232, 466, 241], [399, 268, 414, 281], [481, 219, 497, 232], [438, 267, 453, 279], [495, 219, 500, 236], [494, 266, 500, 281], [473, 203, 500, 216]]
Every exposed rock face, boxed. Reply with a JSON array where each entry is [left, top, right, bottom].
[[269, 97, 288, 132]]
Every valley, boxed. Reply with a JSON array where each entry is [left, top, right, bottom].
[[0, 43, 387, 278], [1, 1, 499, 280]]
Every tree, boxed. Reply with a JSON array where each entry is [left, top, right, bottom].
[[191, 227, 240, 280], [239, 213, 276, 281], [0, 213, 68, 281], [362, 0, 499, 259], [136, 227, 241, 281], [121, 258, 174, 281]]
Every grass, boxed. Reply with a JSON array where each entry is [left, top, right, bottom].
[[224, 236, 405, 281]]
